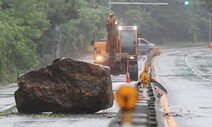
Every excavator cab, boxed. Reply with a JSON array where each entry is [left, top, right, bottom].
[[118, 26, 138, 57], [118, 26, 138, 80], [92, 14, 139, 81]]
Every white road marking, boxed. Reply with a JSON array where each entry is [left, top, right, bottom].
[[184, 51, 212, 82]]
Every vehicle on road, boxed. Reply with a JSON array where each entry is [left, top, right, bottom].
[[92, 14, 138, 81], [138, 38, 155, 55]]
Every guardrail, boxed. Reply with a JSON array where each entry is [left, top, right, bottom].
[[108, 48, 168, 127]]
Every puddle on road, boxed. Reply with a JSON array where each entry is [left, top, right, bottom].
[[167, 54, 185, 57], [0, 111, 115, 127], [199, 107, 212, 110], [198, 67, 209, 73], [0, 108, 116, 119], [0, 94, 14, 98], [0, 118, 78, 127], [171, 110, 203, 120]]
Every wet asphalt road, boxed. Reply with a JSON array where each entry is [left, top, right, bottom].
[[0, 55, 144, 127], [156, 47, 212, 127], [1, 47, 212, 127], [0, 84, 16, 113]]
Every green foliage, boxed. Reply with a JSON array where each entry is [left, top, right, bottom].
[[41, 0, 79, 26], [0, 0, 48, 84], [111, 0, 209, 43], [60, 2, 109, 58], [203, 0, 212, 12], [0, 0, 211, 85], [35, 0, 80, 64]]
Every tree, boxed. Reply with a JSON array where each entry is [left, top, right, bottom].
[[60, 0, 109, 58], [0, 0, 49, 84], [45, 0, 79, 27], [203, 0, 212, 12], [110, 0, 209, 43], [0, 0, 210, 84], [35, 0, 80, 64]]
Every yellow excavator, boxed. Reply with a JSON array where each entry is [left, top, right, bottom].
[[93, 14, 138, 81]]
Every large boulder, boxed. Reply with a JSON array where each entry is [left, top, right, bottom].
[[15, 58, 114, 114]]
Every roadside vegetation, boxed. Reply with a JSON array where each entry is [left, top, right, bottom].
[[0, 0, 211, 84]]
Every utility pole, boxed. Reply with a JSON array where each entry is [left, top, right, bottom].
[[209, 13, 212, 42], [109, 0, 111, 9], [53, 25, 62, 58]]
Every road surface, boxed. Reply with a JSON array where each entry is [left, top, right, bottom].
[[156, 47, 212, 127], [0, 47, 212, 127], [0, 55, 144, 127]]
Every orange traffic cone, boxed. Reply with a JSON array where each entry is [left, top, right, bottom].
[[208, 42, 212, 48], [126, 60, 131, 83], [126, 72, 131, 83]]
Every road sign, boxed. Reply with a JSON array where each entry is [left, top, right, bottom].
[[108, 2, 168, 6]]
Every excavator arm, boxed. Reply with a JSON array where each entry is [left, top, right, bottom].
[[106, 14, 119, 59]]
